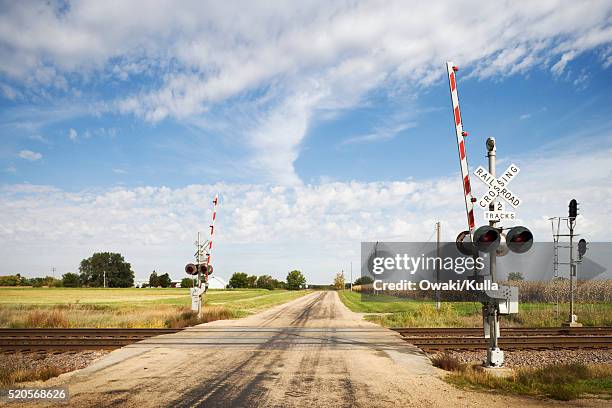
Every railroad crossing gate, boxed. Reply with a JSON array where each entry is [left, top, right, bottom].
[[473, 163, 521, 221]]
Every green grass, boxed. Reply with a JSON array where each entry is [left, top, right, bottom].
[[0, 287, 310, 328], [337, 290, 612, 327], [445, 362, 612, 401]]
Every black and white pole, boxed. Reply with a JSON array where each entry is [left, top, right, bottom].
[[484, 137, 503, 368]]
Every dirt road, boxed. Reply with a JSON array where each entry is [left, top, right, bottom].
[[19, 291, 599, 407]]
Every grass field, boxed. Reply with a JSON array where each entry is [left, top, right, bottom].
[[337, 290, 612, 327], [0, 287, 311, 328]]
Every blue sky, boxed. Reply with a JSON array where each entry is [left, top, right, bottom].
[[1, 1, 611, 283]]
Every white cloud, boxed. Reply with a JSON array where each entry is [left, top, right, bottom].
[[68, 128, 78, 141], [0, 1, 611, 184], [551, 50, 577, 76], [342, 122, 416, 145], [112, 168, 127, 174], [4, 166, 17, 174], [2, 136, 611, 281], [18, 150, 42, 161], [519, 113, 532, 120]]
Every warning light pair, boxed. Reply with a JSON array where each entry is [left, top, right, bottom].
[[456, 225, 533, 256], [185, 263, 214, 276]]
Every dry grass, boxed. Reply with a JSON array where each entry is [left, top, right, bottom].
[[443, 362, 612, 401], [23, 309, 70, 328], [430, 353, 465, 371], [164, 306, 237, 328], [0, 361, 66, 387]]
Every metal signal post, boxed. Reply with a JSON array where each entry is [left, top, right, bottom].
[[446, 62, 530, 369], [185, 195, 219, 317]]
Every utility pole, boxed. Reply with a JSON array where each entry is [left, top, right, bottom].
[[103, 270, 106, 288], [51, 267, 56, 279], [350, 261, 353, 292], [435, 222, 441, 310]]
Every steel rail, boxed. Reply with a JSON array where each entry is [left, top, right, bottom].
[[392, 327, 612, 337], [0, 328, 182, 352], [403, 335, 612, 351]]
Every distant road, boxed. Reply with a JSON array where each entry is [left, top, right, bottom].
[[29, 292, 576, 407]]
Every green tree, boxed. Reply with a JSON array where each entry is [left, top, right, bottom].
[[228, 272, 249, 288], [507, 272, 524, 281], [158, 273, 172, 288], [62, 272, 81, 287], [286, 270, 306, 290], [0, 275, 21, 286], [256, 275, 274, 290], [272, 279, 285, 289], [180, 277, 194, 288], [79, 252, 134, 288], [354, 276, 374, 286], [333, 272, 345, 290], [247, 275, 258, 288], [27, 276, 61, 287], [149, 270, 159, 287]]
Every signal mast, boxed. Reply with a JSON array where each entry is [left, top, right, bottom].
[[446, 62, 533, 368], [184, 195, 218, 317]]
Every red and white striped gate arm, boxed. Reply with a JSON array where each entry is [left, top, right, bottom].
[[446, 61, 475, 236], [205, 195, 218, 281]]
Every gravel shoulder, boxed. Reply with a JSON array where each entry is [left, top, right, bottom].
[[432, 349, 612, 368]]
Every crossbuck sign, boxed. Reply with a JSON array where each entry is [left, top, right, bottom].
[[473, 164, 521, 221]]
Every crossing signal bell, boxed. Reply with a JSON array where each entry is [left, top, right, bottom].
[[569, 199, 578, 219]]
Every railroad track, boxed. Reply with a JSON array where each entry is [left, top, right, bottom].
[[392, 327, 612, 337], [0, 328, 182, 353], [392, 327, 612, 351], [2, 327, 611, 353]]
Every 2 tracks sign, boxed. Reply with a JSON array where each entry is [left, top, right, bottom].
[[473, 163, 521, 221]]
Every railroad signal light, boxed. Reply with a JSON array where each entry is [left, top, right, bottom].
[[578, 239, 587, 260], [185, 263, 198, 275], [473, 225, 501, 253], [505, 226, 533, 254], [199, 264, 213, 275], [462, 131, 469, 137], [569, 199, 578, 219], [456, 230, 477, 256], [452, 65, 459, 71]]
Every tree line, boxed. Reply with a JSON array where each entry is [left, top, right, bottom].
[[1, 251, 308, 291], [228, 270, 306, 290], [0, 252, 135, 288]]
